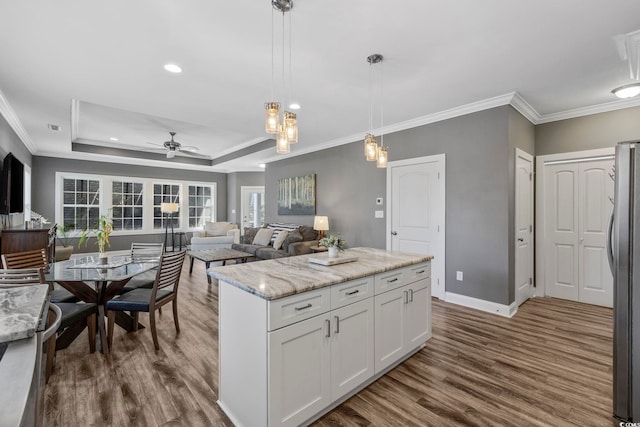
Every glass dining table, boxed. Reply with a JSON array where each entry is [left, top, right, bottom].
[[45, 255, 159, 359]]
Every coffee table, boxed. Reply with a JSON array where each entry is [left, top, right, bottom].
[[187, 248, 253, 284]]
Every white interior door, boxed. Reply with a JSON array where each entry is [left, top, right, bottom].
[[515, 149, 534, 306], [240, 186, 264, 232], [387, 154, 445, 299], [544, 158, 614, 307]]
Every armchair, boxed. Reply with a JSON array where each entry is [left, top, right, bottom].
[[190, 222, 240, 250]]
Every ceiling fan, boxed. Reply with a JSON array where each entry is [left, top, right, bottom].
[[148, 132, 201, 159]]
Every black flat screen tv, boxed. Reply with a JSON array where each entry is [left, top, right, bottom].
[[0, 152, 24, 214]]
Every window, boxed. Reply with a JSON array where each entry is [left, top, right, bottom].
[[188, 184, 214, 227], [62, 178, 100, 230], [55, 172, 215, 235], [153, 184, 180, 229], [112, 180, 143, 230]]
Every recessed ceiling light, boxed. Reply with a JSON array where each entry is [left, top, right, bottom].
[[109, 137, 119, 141], [164, 63, 182, 73], [258, 163, 266, 168], [47, 124, 61, 131], [289, 103, 301, 110], [612, 82, 640, 99]]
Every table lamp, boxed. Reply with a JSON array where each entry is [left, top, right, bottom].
[[314, 215, 329, 240], [161, 202, 179, 251]]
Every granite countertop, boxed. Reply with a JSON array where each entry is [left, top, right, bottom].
[[0, 285, 49, 344], [209, 247, 433, 300]]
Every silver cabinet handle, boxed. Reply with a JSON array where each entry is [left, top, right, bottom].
[[325, 319, 331, 338], [334, 316, 340, 334], [391, 231, 398, 235], [409, 289, 414, 302], [518, 238, 524, 242], [417, 270, 426, 274], [388, 278, 398, 283], [404, 290, 409, 304], [345, 289, 359, 296], [295, 303, 312, 311]]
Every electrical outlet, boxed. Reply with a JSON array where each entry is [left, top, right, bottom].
[[456, 271, 463, 281], [375, 210, 384, 219]]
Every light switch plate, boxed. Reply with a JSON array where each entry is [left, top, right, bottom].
[[375, 210, 384, 218], [376, 197, 383, 205], [456, 271, 463, 281]]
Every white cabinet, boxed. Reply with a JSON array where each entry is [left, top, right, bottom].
[[268, 298, 374, 427], [268, 314, 331, 427], [374, 278, 431, 374]]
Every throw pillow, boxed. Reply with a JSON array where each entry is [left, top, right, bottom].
[[243, 227, 260, 244], [272, 230, 289, 251], [205, 221, 232, 237], [282, 230, 303, 252], [267, 222, 300, 245], [299, 225, 318, 241], [252, 228, 274, 246]]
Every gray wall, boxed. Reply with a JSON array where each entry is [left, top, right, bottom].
[[31, 156, 227, 252], [507, 106, 535, 302], [267, 106, 514, 305], [227, 172, 265, 224], [536, 106, 640, 155]]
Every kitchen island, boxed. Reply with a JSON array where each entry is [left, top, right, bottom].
[[209, 247, 433, 427]]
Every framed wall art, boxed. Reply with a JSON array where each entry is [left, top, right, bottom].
[[277, 174, 316, 215]]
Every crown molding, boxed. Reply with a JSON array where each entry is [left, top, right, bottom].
[[509, 93, 540, 124], [0, 87, 37, 153], [535, 96, 640, 124]]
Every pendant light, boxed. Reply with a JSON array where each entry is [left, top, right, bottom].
[[265, 0, 298, 153], [364, 54, 388, 168], [611, 30, 640, 99]]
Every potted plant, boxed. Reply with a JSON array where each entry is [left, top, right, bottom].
[[55, 224, 89, 261], [318, 234, 346, 258], [95, 212, 114, 262]]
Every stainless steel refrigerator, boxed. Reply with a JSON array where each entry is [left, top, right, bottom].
[[609, 140, 640, 422]]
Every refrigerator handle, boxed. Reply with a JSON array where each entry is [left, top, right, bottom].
[[607, 205, 615, 275]]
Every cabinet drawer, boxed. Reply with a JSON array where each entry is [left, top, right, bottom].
[[405, 262, 430, 284], [268, 287, 331, 331], [331, 277, 373, 309], [374, 269, 406, 295]]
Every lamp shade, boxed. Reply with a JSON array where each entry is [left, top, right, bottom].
[[314, 215, 329, 231], [161, 202, 179, 213]]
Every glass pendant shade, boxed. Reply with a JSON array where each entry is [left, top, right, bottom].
[[265, 102, 280, 134], [365, 134, 378, 161], [276, 125, 290, 153], [376, 146, 388, 168], [284, 112, 298, 143], [612, 82, 640, 99]]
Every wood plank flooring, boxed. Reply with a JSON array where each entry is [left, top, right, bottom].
[[44, 260, 613, 426]]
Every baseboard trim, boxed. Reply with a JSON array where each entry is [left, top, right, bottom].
[[445, 292, 518, 318]]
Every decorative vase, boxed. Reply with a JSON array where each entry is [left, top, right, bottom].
[[328, 247, 339, 258], [99, 252, 108, 265], [55, 245, 74, 262]]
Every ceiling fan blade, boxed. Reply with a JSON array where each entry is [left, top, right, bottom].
[[174, 150, 209, 159], [179, 145, 199, 152], [146, 141, 165, 147]]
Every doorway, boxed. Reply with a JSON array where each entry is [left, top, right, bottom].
[[515, 149, 534, 306], [240, 186, 265, 233], [536, 148, 614, 308], [387, 154, 445, 299]]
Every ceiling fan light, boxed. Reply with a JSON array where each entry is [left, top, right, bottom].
[[276, 126, 290, 154], [265, 102, 280, 134], [612, 82, 640, 99], [376, 146, 388, 168], [166, 150, 176, 159]]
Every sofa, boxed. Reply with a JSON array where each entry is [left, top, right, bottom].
[[191, 222, 240, 250], [231, 223, 319, 260]]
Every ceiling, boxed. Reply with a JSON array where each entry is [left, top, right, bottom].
[[1, 1, 640, 172]]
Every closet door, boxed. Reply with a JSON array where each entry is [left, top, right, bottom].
[[544, 159, 614, 307]]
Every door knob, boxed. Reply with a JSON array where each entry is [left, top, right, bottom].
[[518, 238, 524, 242], [391, 231, 398, 236]]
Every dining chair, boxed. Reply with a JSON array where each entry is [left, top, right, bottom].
[[107, 250, 186, 351], [0, 268, 96, 382], [1, 248, 78, 303], [120, 242, 165, 293]]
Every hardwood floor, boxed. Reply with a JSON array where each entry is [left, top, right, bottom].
[[44, 260, 613, 426]]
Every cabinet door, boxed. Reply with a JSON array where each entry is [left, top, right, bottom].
[[404, 279, 431, 350], [331, 298, 375, 401], [374, 286, 406, 374], [268, 315, 331, 427]]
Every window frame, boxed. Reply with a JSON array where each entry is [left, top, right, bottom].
[[54, 172, 216, 236]]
